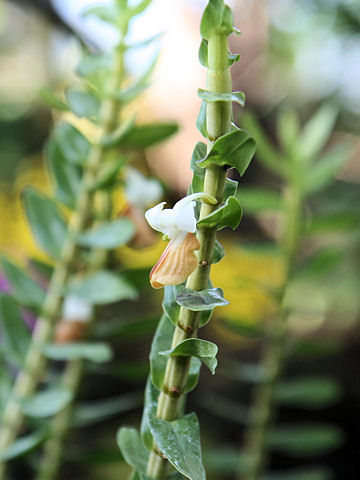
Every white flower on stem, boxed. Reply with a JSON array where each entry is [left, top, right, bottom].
[[145, 193, 216, 288]]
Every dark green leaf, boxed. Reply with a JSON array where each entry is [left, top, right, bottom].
[[190, 142, 207, 175], [213, 240, 225, 263], [42, 342, 113, 363], [74, 392, 142, 427], [299, 104, 338, 160], [117, 427, 149, 473], [0, 430, 46, 461], [196, 102, 208, 138], [65, 89, 99, 120], [198, 88, 245, 107], [0, 363, 12, 412], [174, 285, 229, 311], [228, 52, 240, 66], [197, 196, 242, 230], [267, 424, 344, 456], [38, 88, 69, 111], [198, 128, 255, 176], [140, 376, 159, 450], [237, 187, 283, 213], [304, 142, 352, 194], [0, 294, 30, 367], [121, 123, 178, 148], [99, 115, 136, 148], [21, 388, 72, 418], [76, 219, 134, 249], [223, 177, 238, 199], [68, 271, 137, 305], [274, 377, 342, 409], [160, 338, 218, 374], [162, 286, 180, 326], [0, 256, 45, 310], [22, 187, 67, 259], [53, 123, 90, 165], [149, 413, 206, 480], [46, 140, 82, 208]]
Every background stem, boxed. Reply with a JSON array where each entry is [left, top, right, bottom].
[[146, 32, 232, 479]]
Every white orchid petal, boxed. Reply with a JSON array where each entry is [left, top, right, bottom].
[[174, 201, 197, 233], [144, 202, 166, 232]]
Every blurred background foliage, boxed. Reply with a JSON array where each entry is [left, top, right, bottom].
[[0, 0, 360, 479]]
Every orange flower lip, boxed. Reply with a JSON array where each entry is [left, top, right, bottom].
[[150, 233, 200, 289]]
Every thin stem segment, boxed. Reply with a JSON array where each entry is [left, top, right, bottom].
[[146, 33, 232, 479]]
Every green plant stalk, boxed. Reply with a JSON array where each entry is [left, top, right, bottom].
[[0, 47, 125, 478], [146, 32, 232, 479], [241, 183, 302, 480]]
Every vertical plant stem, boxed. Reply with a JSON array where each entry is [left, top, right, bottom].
[[0, 46, 124, 478], [146, 32, 232, 479], [241, 184, 302, 480]]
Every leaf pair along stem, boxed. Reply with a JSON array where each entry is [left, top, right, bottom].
[[146, 31, 233, 479], [0, 42, 125, 480]]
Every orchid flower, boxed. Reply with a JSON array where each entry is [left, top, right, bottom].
[[145, 193, 216, 288]]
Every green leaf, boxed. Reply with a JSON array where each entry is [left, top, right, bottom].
[[241, 112, 286, 177], [0, 429, 46, 461], [200, 392, 250, 424], [129, 0, 152, 17], [121, 123, 178, 148], [0, 363, 12, 412], [197, 196, 242, 230], [198, 128, 255, 176], [149, 413, 206, 480], [276, 108, 300, 155], [200, 0, 234, 39], [21, 388, 72, 418], [223, 177, 238, 199], [38, 87, 69, 111], [267, 424, 344, 456], [117, 427, 149, 474], [160, 338, 218, 374], [174, 285, 229, 311], [162, 286, 180, 326], [198, 39, 208, 67], [0, 256, 45, 310], [46, 140, 82, 208], [68, 271, 137, 305], [304, 142, 352, 194], [274, 376, 342, 409], [76, 52, 112, 78], [53, 123, 90, 165], [74, 392, 142, 427], [90, 157, 126, 191], [198, 88, 245, 107], [76, 219, 134, 249], [42, 342, 113, 363], [299, 103, 338, 161], [22, 187, 67, 260], [82, 5, 119, 26], [228, 52, 240, 66], [213, 240, 225, 263], [65, 89, 99, 121], [99, 115, 136, 148], [237, 187, 283, 213], [0, 294, 30, 367], [150, 315, 201, 393], [265, 466, 333, 480], [140, 376, 159, 450], [196, 102, 208, 138]]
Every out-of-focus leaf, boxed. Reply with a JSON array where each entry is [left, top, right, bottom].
[[197, 196, 242, 230], [117, 428, 149, 474], [199, 393, 250, 424], [237, 187, 283, 212], [204, 448, 250, 475], [99, 115, 136, 148], [265, 466, 333, 480], [39, 88, 69, 111], [76, 52, 112, 78], [65, 89, 99, 120], [267, 424, 344, 456], [22, 187, 67, 260], [0, 256, 45, 310], [129, 0, 152, 17], [42, 342, 113, 363], [304, 142, 352, 194], [198, 128, 255, 176], [76, 219, 134, 249], [53, 123, 90, 165], [274, 377, 342, 409], [276, 108, 300, 155], [149, 413, 206, 480], [160, 338, 218, 374], [82, 5, 119, 26], [47, 140, 82, 208], [308, 213, 359, 235], [0, 294, 30, 367], [0, 429, 46, 461], [93, 316, 157, 339], [74, 392, 142, 427], [198, 89, 245, 107], [299, 104, 338, 161], [68, 271, 137, 305], [90, 157, 126, 191], [174, 285, 229, 311], [21, 388, 72, 418], [121, 123, 178, 148], [0, 363, 12, 411]]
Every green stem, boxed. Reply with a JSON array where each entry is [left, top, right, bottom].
[[0, 47, 124, 479], [146, 33, 232, 479], [241, 184, 302, 480]]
